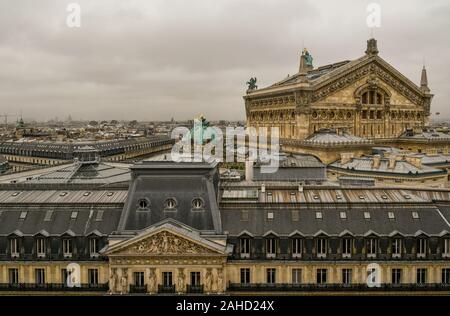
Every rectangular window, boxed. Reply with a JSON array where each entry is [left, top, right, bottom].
[[89, 269, 99, 285], [442, 268, 450, 284], [342, 269, 352, 285], [392, 269, 402, 285], [416, 268, 427, 284], [35, 268, 45, 285], [10, 238, 19, 257], [133, 271, 144, 286], [316, 269, 327, 284], [266, 268, 276, 284], [366, 238, 378, 258], [61, 269, 69, 285], [292, 238, 302, 258], [8, 268, 19, 284], [266, 238, 276, 258], [417, 239, 427, 258], [63, 239, 73, 257], [36, 238, 46, 257], [392, 239, 402, 258], [190, 272, 201, 286], [342, 239, 352, 258], [90, 238, 99, 257], [162, 272, 172, 286], [317, 238, 327, 258], [266, 192, 273, 203], [240, 268, 251, 284], [443, 238, 450, 258], [240, 238, 250, 258], [292, 269, 302, 284]]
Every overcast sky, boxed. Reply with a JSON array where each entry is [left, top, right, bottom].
[[0, 0, 449, 122]]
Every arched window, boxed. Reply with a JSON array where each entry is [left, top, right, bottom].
[[361, 91, 384, 105]]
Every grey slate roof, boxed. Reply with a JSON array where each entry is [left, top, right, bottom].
[[329, 157, 445, 176], [0, 208, 122, 236], [117, 161, 222, 234], [221, 206, 450, 237], [28, 162, 131, 185]]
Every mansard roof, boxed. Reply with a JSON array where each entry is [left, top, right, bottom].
[[0, 207, 122, 237], [117, 160, 222, 234], [221, 206, 450, 238]]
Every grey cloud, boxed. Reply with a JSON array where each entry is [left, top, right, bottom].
[[0, 0, 448, 121]]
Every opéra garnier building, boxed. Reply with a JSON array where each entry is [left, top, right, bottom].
[[0, 39, 449, 295], [245, 38, 432, 140]]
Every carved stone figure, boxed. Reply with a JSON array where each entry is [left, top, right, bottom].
[[211, 268, 218, 293], [109, 269, 117, 294], [120, 269, 128, 294], [246, 77, 258, 91], [204, 269, 212, 293], [124, 231, 215, 255], [217, 269, 224, 294], [177, 268, 185, 293], [147, 268, 157, 294]]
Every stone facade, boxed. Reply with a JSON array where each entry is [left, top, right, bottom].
[[244, 39, 433, 141]]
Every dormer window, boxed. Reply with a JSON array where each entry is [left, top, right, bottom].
[[10, 238, 19, 258], [63, 239, 73, 258], [316, 238, 327, 258], [266, 238, 277, 258], [392, 238, 402, 258], [239, 237, 251, 259], [342, 238, 352, 258], [165, 198, 177, 210], [292, 238, 303, 258], [138, 199, 149, 209], [90, 238, 99, 258], [417, 238, 427, 258], [366, 238, 378, 258], [443, 238, 450, 258], [192, 198, 204, 210], [36, 238, 46, 258]]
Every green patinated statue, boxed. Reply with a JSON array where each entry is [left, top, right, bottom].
[[246, 77, 258, 90], [303, 49, 313, 67]]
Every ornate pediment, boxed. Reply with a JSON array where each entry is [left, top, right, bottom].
[[108, 230, 221, 256], [312, 59, 426, 106]]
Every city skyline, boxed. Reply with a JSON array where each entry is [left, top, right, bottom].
[[1, 0, 449, 121]]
